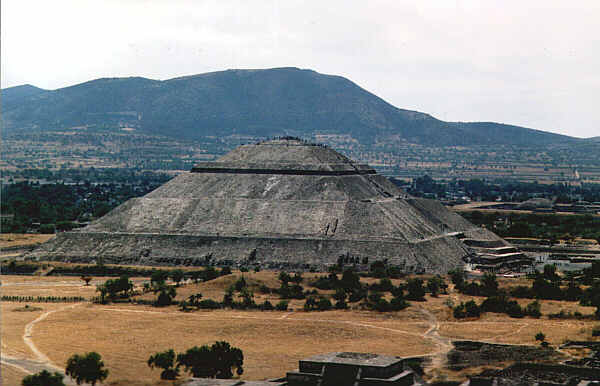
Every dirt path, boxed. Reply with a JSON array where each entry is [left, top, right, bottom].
[[1, 303, 83, 385], [418, 307, 454, 372]]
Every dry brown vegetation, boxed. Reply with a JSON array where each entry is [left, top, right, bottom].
[[2, 271, 600, 385], [1, 364, 30, 386], [0, 234, 55, 249]]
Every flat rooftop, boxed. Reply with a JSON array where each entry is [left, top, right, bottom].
[[301, 352, 402, 367]]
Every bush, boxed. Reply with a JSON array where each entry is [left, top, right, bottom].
[[448, 268, 465, 287], [464, 300, 481, 318], [390, 296, 409, 311], [197, 299, 221, 309], [370, 278, 394, 292], [22, 370, 65, 386], [592, 326, 600, 337], [39, 224, 56, 234], [221, 266, 232, 275], [453, 301, 481, 319], [303, 297, 332, 311], [505, 300, 524, 318], [406, 278, 426, 301], [335, 299, 348, 309], [275, 300, 288, 311], [453, 303, 467, 319], [234, 277, 247, 292], [525, 300, 542, 318], [480, 295, 508, 313], [260, 300, 274, 311], [317, 297, 332, 311]]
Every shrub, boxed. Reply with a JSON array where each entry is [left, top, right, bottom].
[[221, 266, 232, 275], [505, 300, 524, 318], [275, 300, 288, 311], [464, 300, 481, 318], [453, 303, 467, 319], [39, 224, 56, 234], [480, 295, 509, 314], [406, 278, 426, 301], [22, 370, 65, 386], [335, 299, 348, 309], [317, 297, 332, 311], [525, 300, 542, 318], [147, 349, 179, 380], [197, 299, 221, 309], [260, 300, 274, 311], [390, 296, 409, 311]]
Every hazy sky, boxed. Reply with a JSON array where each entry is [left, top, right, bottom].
[[2, 1, 599, 138]]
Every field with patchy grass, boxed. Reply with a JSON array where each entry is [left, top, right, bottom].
[[2, 270, 600, 385], [0, 234, 55, 250]]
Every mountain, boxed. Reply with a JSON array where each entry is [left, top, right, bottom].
[[0, 67, 578, 146], [1, 84, 46, 103]]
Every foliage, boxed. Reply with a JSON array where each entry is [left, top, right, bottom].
[[453, 301, 481, 319], [170, 269, 185, 285], [303, 296, 332, 311], [1, 178, 167, 233], [177, 341, 243, 379], [427, 275, 447, 297], [155, 285, 177, 307], [65, 352, 109, 386], [96, 275, 133, 302], [22, 370, 65, 386], [406, 278, 426, 301], [148, 349, 179, 380]]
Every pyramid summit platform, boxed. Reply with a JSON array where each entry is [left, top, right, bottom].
[[29, 138, 505, 273]]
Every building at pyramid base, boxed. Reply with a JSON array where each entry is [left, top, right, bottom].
[[29, 139, 511, 273]]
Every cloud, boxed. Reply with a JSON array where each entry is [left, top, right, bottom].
[[1, 0, 598, 137]]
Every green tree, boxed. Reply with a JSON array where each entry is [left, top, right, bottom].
[[448, 268, 465, 289], [210, 341, 244, 378], [177, 341, 243, 379], [406, 278, 426, 301], [155, 285, 177, 307], [275, 300, 288, 311], [151, 270, 169, 286], [427, 276, 441, 297], [65, 352, 109, 386], [170, 269, 185, 286], [148, 349, 179, 380], [481, 272, 499, 296], [22, 370, 65, 386]]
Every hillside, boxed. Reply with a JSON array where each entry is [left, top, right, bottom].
[[1, 67, 578, 146]]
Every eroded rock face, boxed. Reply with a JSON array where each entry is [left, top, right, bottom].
[[29, 139, 503, 272]]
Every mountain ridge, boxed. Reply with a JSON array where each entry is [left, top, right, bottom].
[[0, 67, 581, 146]]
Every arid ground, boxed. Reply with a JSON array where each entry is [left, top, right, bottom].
[[2, 269, 599, 386]]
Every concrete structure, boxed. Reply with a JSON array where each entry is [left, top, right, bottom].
[[181, 352, 424, 386], [29, 138, 507, 273], [286, 352, 423, 385]]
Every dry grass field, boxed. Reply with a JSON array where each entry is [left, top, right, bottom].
[[0, 234, 55, 249], [2, 271, 600, 385], [1, 364, 30, 386]]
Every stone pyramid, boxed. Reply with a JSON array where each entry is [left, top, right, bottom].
[[31, 138, 504, 273]]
